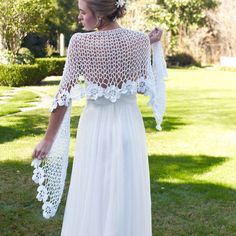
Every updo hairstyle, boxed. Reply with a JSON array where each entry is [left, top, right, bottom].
[[86, 0, 127, 21]]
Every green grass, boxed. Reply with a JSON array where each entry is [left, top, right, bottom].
[[0, 69, 236, 235], [0, 89, 40, 116], [0, 87, 12, 96]]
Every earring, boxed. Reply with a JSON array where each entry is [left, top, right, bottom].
[[98, 18, 103, 27]]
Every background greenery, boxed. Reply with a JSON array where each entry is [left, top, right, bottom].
[[0, 0, 223, 61], [0, 68, 236, 235]]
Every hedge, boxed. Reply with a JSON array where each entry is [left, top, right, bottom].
[[0, 64, 48, 87], [0, 57, 66, 87], [35, 57, 65, 76], [218, 66, 236, 72], [166, 53, 201, 67]]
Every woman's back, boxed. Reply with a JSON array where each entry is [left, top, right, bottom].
[[58, 28, 152, 105], [73, 28, 149, 87]]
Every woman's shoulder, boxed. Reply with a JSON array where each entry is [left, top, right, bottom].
[[124, 28, 148, 37], [118, 28, 149, 42], [122, 28, 150, 48], [70, 32, 84, 42], [68, 28, 149, 49], [121, 28, 149, 48], [72, 28, 148, 39]]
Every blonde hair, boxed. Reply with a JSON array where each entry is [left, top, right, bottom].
[[86, 0, 126, 21]]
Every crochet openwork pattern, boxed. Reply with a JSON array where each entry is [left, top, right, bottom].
[[31, 28, 167, 218], [51, 28, 155, 111]]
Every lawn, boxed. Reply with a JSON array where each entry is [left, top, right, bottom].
[[0, 68, 236, 235], [0, 90, 40, 116]]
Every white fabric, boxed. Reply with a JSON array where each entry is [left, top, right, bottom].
[[31, 28, 167, 222], [150, 41, 167, 130], [61, 95, 152, 236]]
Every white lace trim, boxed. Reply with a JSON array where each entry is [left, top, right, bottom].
[[50, 76, 152, 112]]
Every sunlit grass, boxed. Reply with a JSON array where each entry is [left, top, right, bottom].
[[0, 69, 236, 235], [0, 90, 40, 116]]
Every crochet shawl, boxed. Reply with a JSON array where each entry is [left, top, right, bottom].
[[31, 28, 167, 219]]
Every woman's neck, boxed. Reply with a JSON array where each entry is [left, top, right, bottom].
[[97, 21, 121, 31]]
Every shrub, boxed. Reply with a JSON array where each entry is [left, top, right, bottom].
[[0, 64, 47, 87], [0, 48, 35, 65], [35, 57, 65, 76], [21, 33, 47, 58], [166, 53, 201, 67], [45, 43, 60, 57], [219, 66, 236, 72], [0, 57, 65, 87], [17, 47, 35, 64]]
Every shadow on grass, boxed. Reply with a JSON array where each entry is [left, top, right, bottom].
[[40, 78, 60, 86], [0, 112, 81, 144], [0, 114, 47, 144], [149, 154, 227, 181], [0, 109, 185, 144], [0, 155, 235, 235], [0, 158, 74, 236], [151, 181, 236, 236], [149, 154, 235, 235], [143, 116, 186, 132]]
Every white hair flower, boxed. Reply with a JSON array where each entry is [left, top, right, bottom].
[[116, 0, 125, 8]]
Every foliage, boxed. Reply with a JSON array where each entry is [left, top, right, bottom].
[[119, 0, 148, 32], [17, 48, 35, 64], [0, 48, 35, 65], [43, 0, 79, 46], [166, 52, 200, 67], [21, 33, 48, 58], [20, 0, 79, 59], [0, 0, 51, 56], [45, 41, 60, 57], [218, 66, 236, 72], [0, 56, 66, 86], [47, 0, 79, 33], [207, 0, 236, 58], [0, 64, 47, 86], [35, 58, 65, 76], [145, 0, 219, 52]]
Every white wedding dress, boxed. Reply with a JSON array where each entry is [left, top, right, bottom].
[[61, 94, 152, 235], [31, 27, 167, 236]]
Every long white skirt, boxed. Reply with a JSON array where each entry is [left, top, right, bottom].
[[61, 94, 152, 236]]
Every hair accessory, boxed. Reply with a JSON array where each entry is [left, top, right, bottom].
[[116, 0, 125, 8]]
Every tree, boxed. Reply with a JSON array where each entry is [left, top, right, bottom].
[[0, 0, 51, 56], [21, 0, 80, 57], [120, 0, 149, 32], [45, 0, 79, 44], [146, 0, 219, 53], [207, 0, 236, 57]]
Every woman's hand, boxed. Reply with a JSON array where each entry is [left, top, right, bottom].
[[148, 27, 163, 44], [31, 106, 68, 161], [32, 138, 53, 160]]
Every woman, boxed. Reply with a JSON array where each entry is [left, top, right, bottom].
[[31, 0, 166, 235]]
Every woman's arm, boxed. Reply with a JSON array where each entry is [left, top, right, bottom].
[[32, 106, 67, 160], [32, 34, 83, 160], [148, 27, 163, 44]]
